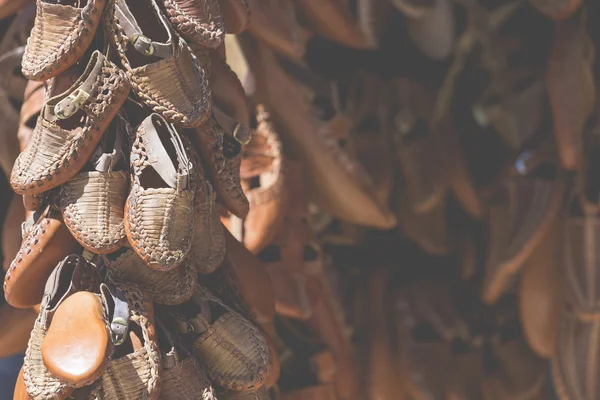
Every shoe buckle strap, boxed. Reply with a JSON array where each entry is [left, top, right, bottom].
[[54, 89, 91, 120]]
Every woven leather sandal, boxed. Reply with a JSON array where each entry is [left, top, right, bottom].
[[552, 195, 600, 400], [188, 136, 225, 275], [21, 0, 107, 81], [529, 0, 582, 20], [159, 0, 224, 49], [156, 318, 217, 399], [41, 283, 130, 388], [220, 0, 250, 34], [124, 114, 196, 271], [482, 140, 568, 305], [105, 248, 197, 306], [225, 105, 285, 254], [159, 284, 271, 391], [105, 0, 211, 127], [207, 230, 276, 328], [23, 255, 101, 400], [547, 9, 594, 170], [240, 37, 396, 229], [191, 106, 250, 219], [11, 51, 130, 195], [59, 116, 129, 254], [88, 283, 161, 400], [4, 206, 80, 309]]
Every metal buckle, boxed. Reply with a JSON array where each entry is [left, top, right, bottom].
[[54, 89, 90, 120], [111, 317, 129, 346], [233, 124, 251, 145], [131, 34, 155, 56]]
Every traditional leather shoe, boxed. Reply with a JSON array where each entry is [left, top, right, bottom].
[[41, 285, 126, 388], [4, 206, 79, 309], [519, 219, 564, 358], [105, 0, 211, 127], [547, 10, 594, 171], [259, 162, 322, 320], [406, 0, 455, 60], [210, 50, 251, 127], [0, 0, 34, 20], [17, 68, 80, 157], [529, 0, 582, 20], [220, 0, 250, 34], [87, 284, 161, 400], [21, 0, 107, 81], [11, 51, 130, 195], [225, 106, 286, 254], [105, 248, 197, 306], [482, 143, 568, 305], [208, 230, 276, 327], [125, 114, 197, 270], [160, 284, 271, 391], [156, 318, 216, 399], [552, 195, 600, 400], [59, 116, 129, 254], [191, 106, 250, 219], [189, 164, 225, 274], [240, 37, 396, 229], [296, 0, 373, 49], [246, 0, 308, 60], [0, 303, 37, 358], [160, 0, 225, 48], [23, 255, 100, 399]]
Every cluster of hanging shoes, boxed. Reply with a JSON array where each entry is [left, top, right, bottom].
[[0, 0, 598, 398]]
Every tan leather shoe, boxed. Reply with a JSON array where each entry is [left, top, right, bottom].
[[4, 206, 80, 308], [547, 10, 594, 171], [519, 218, 564, 358], [482, 140, 568, 305], [240, 36, 396, 229], [0, 303, 36, 358], [224, 106, 286, 254]]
